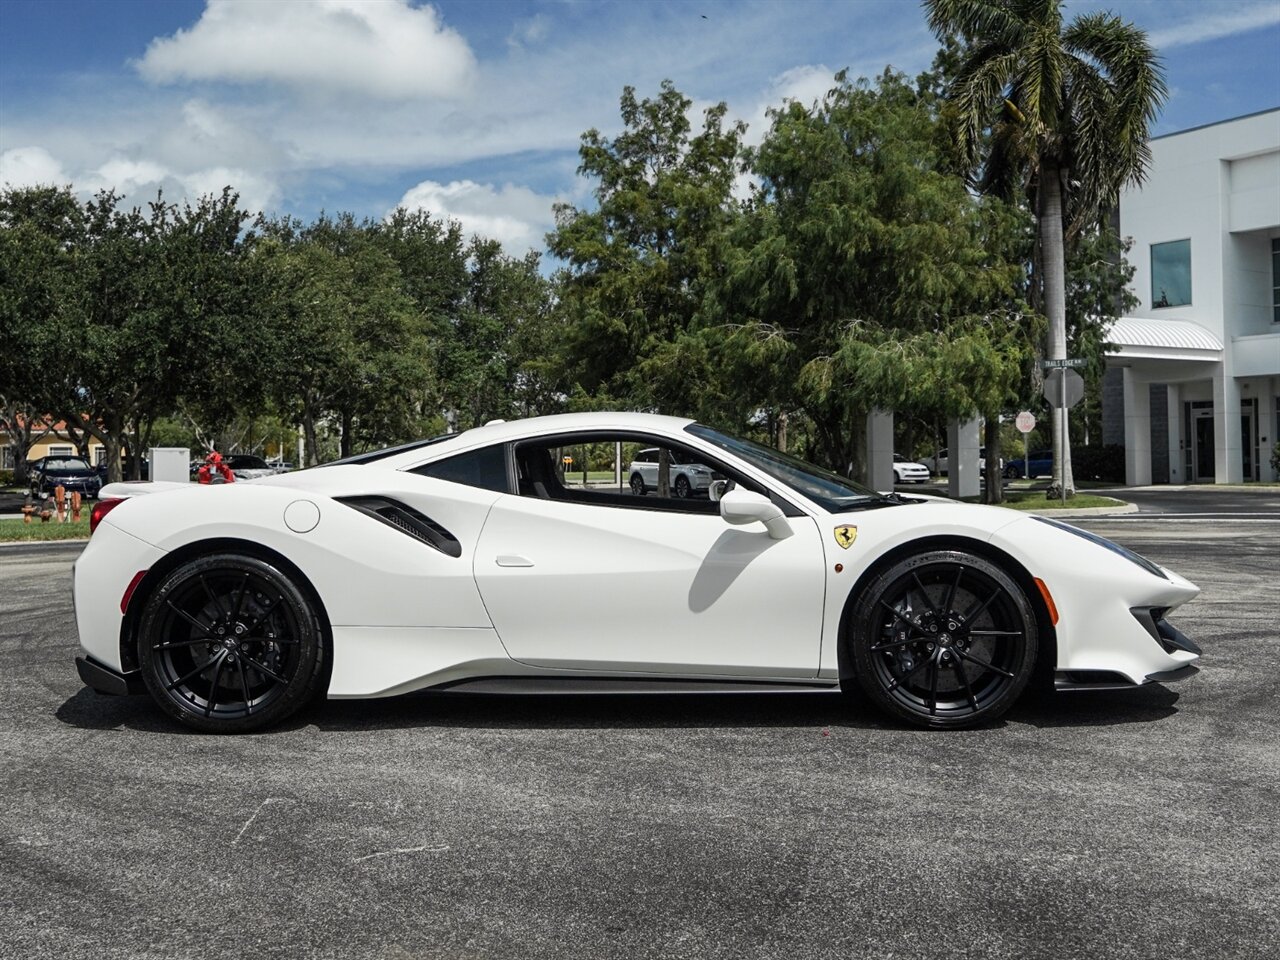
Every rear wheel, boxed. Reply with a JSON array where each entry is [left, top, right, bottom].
[[137, 553, 327, 733], [1004, 464, 1021, 479], [848, 550, 1036, 728]]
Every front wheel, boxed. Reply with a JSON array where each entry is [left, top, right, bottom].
[[673, 475, 691, 498], [137, 553, 327, 733], [1004, 464, 1021, 479], [848, 550, 1036, 728], [629, 473, 646, 496]]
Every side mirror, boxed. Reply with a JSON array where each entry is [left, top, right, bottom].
[[709, 478, 731, 502], [719, 487, 793, 540]]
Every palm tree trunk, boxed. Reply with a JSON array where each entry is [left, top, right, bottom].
[[1041, 162, 1075, 497]]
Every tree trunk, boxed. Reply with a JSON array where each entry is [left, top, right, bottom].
[[777, 410, 788, 453], [982, 417, 1003, 505], [302, 403, 318, 467], [340, 408, 353, 460], [1040, 162, 1075, 498], [657, 447, 671, 497]]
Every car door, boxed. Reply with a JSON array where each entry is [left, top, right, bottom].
[[472, 435, 826, 679]]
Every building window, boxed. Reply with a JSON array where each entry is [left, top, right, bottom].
[[1271, 237, 1279, 324], [48, 445, 74, 458], [1151, 239, 1191, 308]]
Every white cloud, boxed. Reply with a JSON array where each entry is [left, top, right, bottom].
[[136, 0, 475, 100], [1, 146, 279, 215], [508, 13, 550, 50], [1148, 1, 1280, 50], [394, 179, 559, 255], [741, 64, 837, 147], [0, 146, 69, 188]]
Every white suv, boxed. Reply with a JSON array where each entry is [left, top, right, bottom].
[[627, 448, 716, 498]]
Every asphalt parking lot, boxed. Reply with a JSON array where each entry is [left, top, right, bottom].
[[1, 505, 1277, 959]]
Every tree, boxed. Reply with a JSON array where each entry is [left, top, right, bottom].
[[924, 0, 1166, 496], [437, 238, 560, 430], [0, 186, 82, 481], [548, 80, 745, 413], [708, 70, 1033, 488]]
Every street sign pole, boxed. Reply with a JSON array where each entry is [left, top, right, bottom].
[[1060, 369, 1067, 505]]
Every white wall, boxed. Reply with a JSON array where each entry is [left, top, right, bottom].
[[1120, 110, 1280, 345]]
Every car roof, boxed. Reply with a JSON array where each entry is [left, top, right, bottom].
[[375, 412, 697, 469]]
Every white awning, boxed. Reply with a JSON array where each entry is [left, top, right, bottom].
[[1105, 317, 1223, 361]]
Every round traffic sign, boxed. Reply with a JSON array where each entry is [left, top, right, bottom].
[[1015, 411, 1036, 434]]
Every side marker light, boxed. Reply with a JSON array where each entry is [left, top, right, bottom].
[[1034, 577, 1059, 625], [121, 571, 148, 615]]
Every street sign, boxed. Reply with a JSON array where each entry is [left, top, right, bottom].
[[1043, 369, 1084, 409], [1041, 358, 1086, 369], [1015, 411, 1036, 434]]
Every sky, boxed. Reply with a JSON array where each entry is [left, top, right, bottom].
[[1, 0, 1278, 258]]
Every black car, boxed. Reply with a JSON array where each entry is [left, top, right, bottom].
[[29, 456, 103, 498]]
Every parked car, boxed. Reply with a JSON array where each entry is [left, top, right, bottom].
[[1005, 450, 1053, 479], [223, 455, 278, 480], [892, 454, 931, 484], [924, 447, 1003, 476], [628, 447, 718, 498], [29, 456, 103, 499]]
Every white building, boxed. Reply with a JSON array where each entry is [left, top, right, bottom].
[[1106, 108, 1280, 484]]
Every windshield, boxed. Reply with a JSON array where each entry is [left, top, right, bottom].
[[44, 458, 93, 473], [685, 424, 888, 513]]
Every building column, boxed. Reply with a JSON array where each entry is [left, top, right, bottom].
[[1123, 368, 1152, 486], [1213, 369, 1243, 484], [866, 409, 894, 492], [1166, 384, 1184, 485], [947, 417, 980, 499], [1259, 379, 1277, 483]]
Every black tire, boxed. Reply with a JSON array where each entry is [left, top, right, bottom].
[[137, 553, 327, 733], [673, 474, 691, 498], [630, 473, 646, 496], [848, 550, 1036, 729], [1004, 464, 1021, 479]]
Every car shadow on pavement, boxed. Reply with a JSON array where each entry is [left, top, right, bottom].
[[1009, 683, 1180, 728], [56, 683, 1180, 734]]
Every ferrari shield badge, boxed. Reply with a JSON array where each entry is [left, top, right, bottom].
[[833, 525, 858, 549]]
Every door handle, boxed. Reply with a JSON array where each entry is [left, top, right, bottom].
[[495, 555, 534, 568]]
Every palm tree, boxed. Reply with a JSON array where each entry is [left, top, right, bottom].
[[923, 0, 1166, 495]]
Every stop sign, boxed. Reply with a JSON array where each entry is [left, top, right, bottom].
[[1043, 369, 1084, 409], [1015, 411, 1036, 434]]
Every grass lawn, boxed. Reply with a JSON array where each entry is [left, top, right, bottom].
[[0, 516, 92, 542], [958, 490, 1127, 511]]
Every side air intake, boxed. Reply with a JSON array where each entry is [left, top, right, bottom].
[[336, 496, 463, 558]]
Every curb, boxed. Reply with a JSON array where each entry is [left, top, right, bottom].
[[0, 538, 89, 548], [1033, 502, 1140, 517]]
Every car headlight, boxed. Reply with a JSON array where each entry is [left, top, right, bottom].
[[1033, 516, 1167, 580]]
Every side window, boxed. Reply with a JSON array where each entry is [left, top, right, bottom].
[[513, 434, 731, 514], [412, 444, 509, 493]]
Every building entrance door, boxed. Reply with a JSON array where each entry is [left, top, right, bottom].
[[1192, 407, 1215, 482]]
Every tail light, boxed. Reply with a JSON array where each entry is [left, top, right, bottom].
[[90, 497, 124, 534]]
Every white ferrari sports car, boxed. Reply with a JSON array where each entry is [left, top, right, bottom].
[[73, 413, 1201, 733]]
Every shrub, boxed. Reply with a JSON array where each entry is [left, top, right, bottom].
[[0, 469, 14, 486], [1071, 444, 1125, 483]]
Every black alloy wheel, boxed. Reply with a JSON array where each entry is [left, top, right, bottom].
[[630, 473, 646, 496], [849, 550, 1036, 728], [1004, 464, 1021, 479], [674, 474, 691, 498], [137, 553, 327, 733]]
